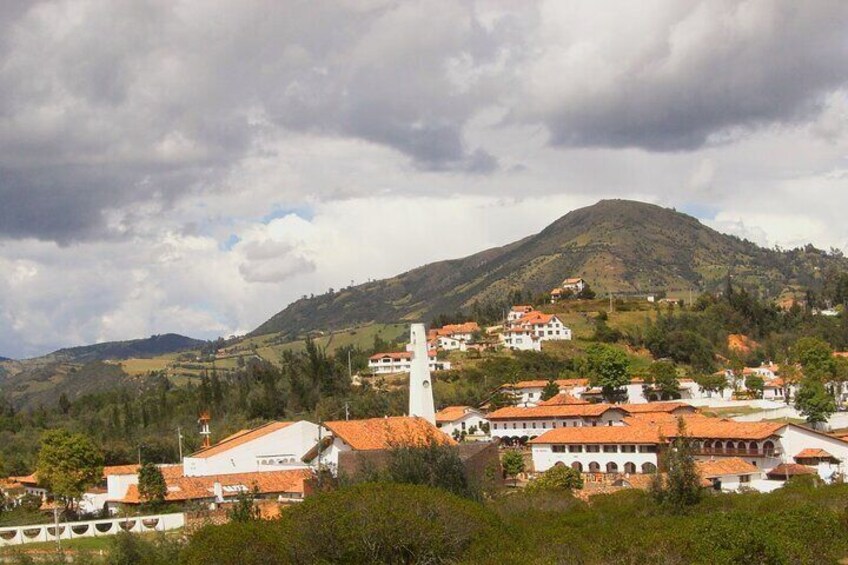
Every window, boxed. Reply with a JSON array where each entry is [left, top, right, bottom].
[[624, 462, 636, 474], [606, 462, 619, 473], [571, 462, 583, 472], [552, 445, 566, 453], [639, 445, 657, 453], [586, 445, 600, 453], [739, 475, 751, 483], [621, 445, 636, 453], [603, 445, 618, 453], [522, 422, 527, 429], [568, 445, 583, 453], [641, 462, 657, 473], [588, 462, 601, 472], [542, 422, 547, 429], [493, 423, 498, 430]]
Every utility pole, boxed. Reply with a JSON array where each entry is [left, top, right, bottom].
[[347, 350, 352, 382], [177, 427, 184, 461], [316, 421, 323, 489], [53, 506, 60, 552], [345, 402, 350, 421], [137, 445, 142, 465]]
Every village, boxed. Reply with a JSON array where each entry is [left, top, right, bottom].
[[2, 277, 847, 549]]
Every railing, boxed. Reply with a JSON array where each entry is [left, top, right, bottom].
[[0, 513, 185, 547], [693, 448, 776, 457]]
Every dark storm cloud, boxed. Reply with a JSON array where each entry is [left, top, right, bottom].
[[522, 1, 848, 151]]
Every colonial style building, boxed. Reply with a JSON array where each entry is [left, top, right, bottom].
[[487, 404, 629, 445], [367, 351, 451, 374], [435, 406, 488, 438]]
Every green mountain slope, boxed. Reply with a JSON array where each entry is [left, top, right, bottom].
[[41, 333, 204, 363], [253, 199, 848, 337]]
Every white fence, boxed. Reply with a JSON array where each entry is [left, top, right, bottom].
[[0, 513, 185, 547]]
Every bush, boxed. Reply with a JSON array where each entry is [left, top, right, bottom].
[[182, 484, 501, 565], [526, 465, 583, 491]]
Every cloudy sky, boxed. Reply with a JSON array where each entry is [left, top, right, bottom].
[[1, 0, 847, 358]]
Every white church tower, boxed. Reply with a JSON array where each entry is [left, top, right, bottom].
[[408, 323, 436, 424]]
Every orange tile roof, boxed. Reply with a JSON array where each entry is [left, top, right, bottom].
[[487, 404, 625, 420], [795, 448, 836, 459], [511, 305, 533, 312], [766, 463, 815, 478], [529, 425, 663, 445], [9, 473, 38, 486], [324, 417, 456, 451], [516, 311, 557, 326], [103, 464, 184, 478], [696, 457, 759, 478], [118, 469, 312, 504], [657, 416, 785, 441], [504, 378, 588, 389], [618, 402, 695, 414], [429, 323, 479, 338], [190, 422, 294, 459], [435, 406, 477, 423], [538, 393, 590, 406]]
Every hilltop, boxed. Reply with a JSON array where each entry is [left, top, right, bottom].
[[39, 333, 205, 363], [253, 199, 848, 338]]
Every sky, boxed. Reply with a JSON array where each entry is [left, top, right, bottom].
[[1, 1, 847, 358]]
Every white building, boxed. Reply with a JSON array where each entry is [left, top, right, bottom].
[[435, 406, 488, 438], [182, 420, 320, 477], [428, 322, 479, 350], [561, 278, 586, 293], [487, 404, 629, 445], [500, 328, 541, 351], [498, 378, 589, 407], [368, 351, 451, 374], [507, 305, 534, 323], [504, 310, 572, 347], [314, 416, 455, 473], [530, 413, 848, 485], [696, 458, 763, 492]]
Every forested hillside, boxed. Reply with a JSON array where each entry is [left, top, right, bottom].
[[253, 199, 848, 339]]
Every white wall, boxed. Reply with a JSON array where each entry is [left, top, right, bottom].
[[438, 412, 488, 437], [183, 421, 321, 477], [532, 444, 659, 473]]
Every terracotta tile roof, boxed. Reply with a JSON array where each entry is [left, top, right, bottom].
[[529, 425, 663, 445], [511, 305, 533, 312], [766, 463, 815, 479], [538, 393, 590, 406], [190, 421, 294, 459], [487, 404, 624, 420], [795, 448, 835, 459], [103, 464, 183, 478], [504, 378, 589, 389], [429, 323, 479, 339], [435, 406, 477, 423], [648, 416, 785, 441], [516, 311, 557, 326], [618, 402, 695, 414], [118, 469, 312, 504], [9, 473, 38, 486], [562, 278, 584, 285], [696, 457, 759, 478], [368, 351, 436, 361], [324, 417, 456, 451]]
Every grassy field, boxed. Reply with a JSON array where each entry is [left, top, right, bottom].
[[0, 530, 180, 559]]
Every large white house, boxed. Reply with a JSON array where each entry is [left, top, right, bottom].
[[487, 404, 630, 445], [182, 420, 320, 477], [499, 378, 589, 406], [427, 322, 479, 351], [502, 310, 572, 350], [529, 413, 848, 486], [368, 351, 451, 374]]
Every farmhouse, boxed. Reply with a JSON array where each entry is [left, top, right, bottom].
[[367, 351, 451, 374], [561, 277, 586, 293], [507, 305, 534, 323], [427, 322, 480, 351], [506, 310, 572, 343], [487, 404, 629, 445], [695, 458, 763, 492]]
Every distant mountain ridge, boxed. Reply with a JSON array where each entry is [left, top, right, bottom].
[[41, 333, 204, 363], [253, 199, 848, 338]]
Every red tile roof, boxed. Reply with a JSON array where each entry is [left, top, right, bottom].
[[435, 406, 477, 423], [503, 378, 588, 389], [766, 463, 815, 479], [118, 469, 312, 504], [487, 404, 624, 420], [190, 422, 294, 459], [103, 464, 184, 478], [795, 448, 836, 460], [324, 417, 456, 451], [696, 457, 759, 478], [538, 393, 590, 406], [618, 402, 695, 414]]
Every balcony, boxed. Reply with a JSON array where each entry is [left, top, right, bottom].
[[692, 447, 777, 458]]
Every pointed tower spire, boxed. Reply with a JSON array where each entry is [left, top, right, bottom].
[[408, 323, 435, 424]]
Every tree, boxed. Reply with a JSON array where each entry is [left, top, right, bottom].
[[779, 363, 802, 405], [645, 361, 680, 400], [137, 462, 167, 508], [794, 378, 836, 428], [384, 441, 474, 499], [744, 374, 765, 399], [36, 429, 103, 509], [540, 379, 560, 401], [653, 418, 701, 510], [501, 449, 525, 486], [228, 485, 261, 522], [694, 373, 727, 398], [58, 393, 71, 415], [527, 465, 583, 491], [793, 337, 836, 381], [586, 344, 630, 403]]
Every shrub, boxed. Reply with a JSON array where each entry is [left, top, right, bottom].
[[527, 465, 583, 491]]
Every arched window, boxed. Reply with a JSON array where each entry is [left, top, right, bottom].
[[571, 462, 583, 472], [642, 462, 657, 474], [588, 461, 601, 473], [606, 462, 619, 473], [703, 440, 713, 450], [713, 441, 723, 452], [763, 440, 775, 456], [749, 441, 758, 454], [624, 462, 636, 474], [554, 461, 566, 467]]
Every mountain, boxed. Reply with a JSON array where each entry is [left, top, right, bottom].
[[41, 333, 205, 363], [252, 199, 848, 338], [0, 356, 10, 362]]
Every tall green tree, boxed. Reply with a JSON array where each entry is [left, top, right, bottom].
[[540, 379, 560, 401], [794, 378, 836, 427], [137, 462, 167, 508], [586, 344, 630, 403], [645, 361, 680, 400], [793, 337, 836, 381], [36, 429, 103, 509], [745, 374, 765, 399], [501, 450, 525, 486], [652, 418, 701, 511]]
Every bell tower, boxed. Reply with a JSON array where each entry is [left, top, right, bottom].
[[408, 323, 436, 424]]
